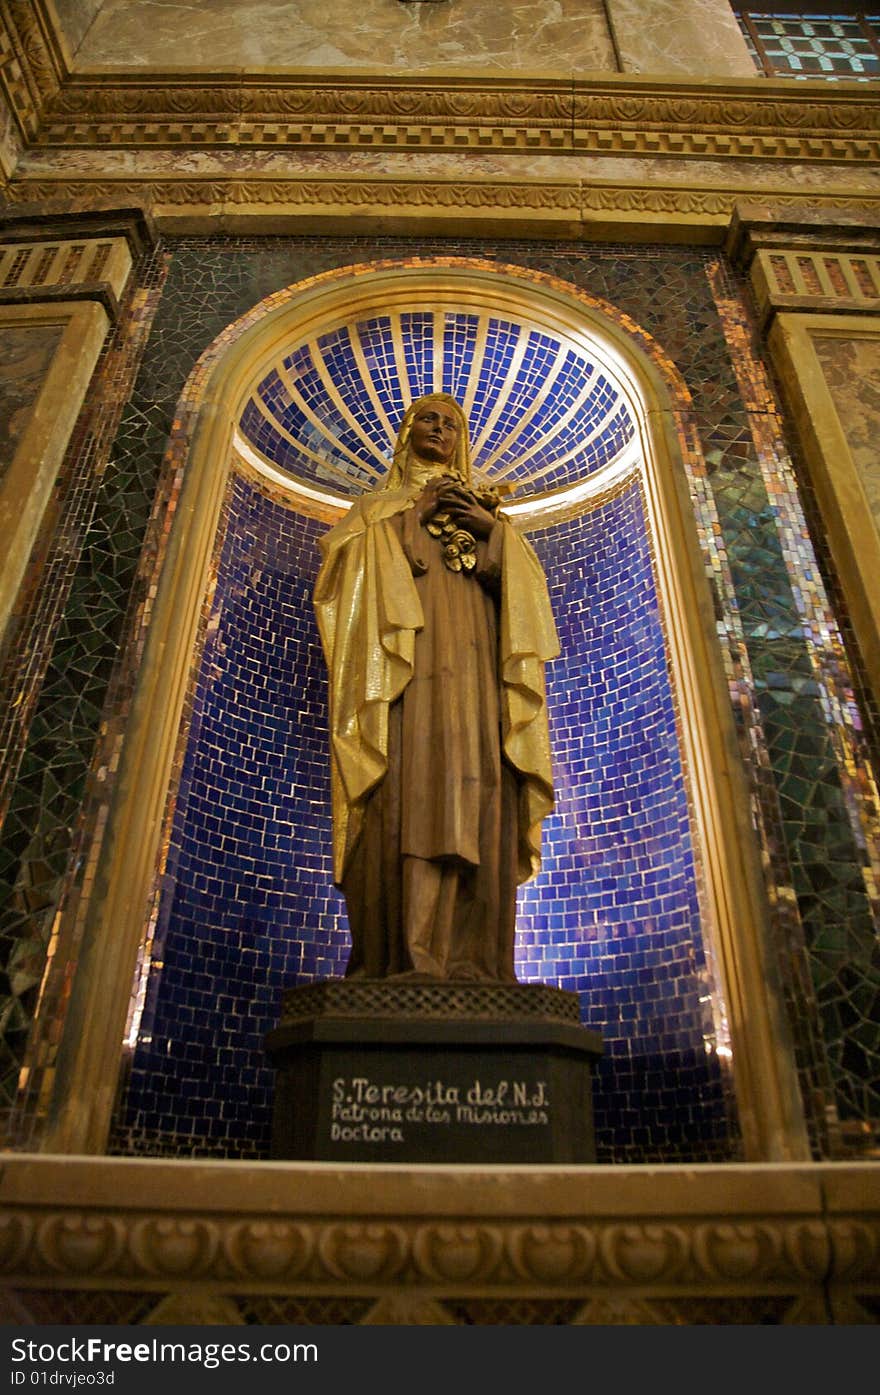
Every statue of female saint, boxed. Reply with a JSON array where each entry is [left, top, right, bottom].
[[313, 392, 559, 982]]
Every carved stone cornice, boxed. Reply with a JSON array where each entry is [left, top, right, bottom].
[[0, 207, 157, 321], [727, 203, 880, 264], [5, 174, 583, 214], [0, 204, 156, 256], [725, 203, 880, 326], [26, 74, 880, 164], [574, 84, 880, 164], [0, 2, 878, 166], [0, 1158, 876, 1310]]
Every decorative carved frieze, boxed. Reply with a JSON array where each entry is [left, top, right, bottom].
[[727, 205, 880, 322], [3, 176, 879, 237], [27, 77, 880, 163], [828, 1216, 880, 1287], [0, 1208, 837, 1291], [0, 1157, 875, 1310], [0, 0, 62, 141], [0, 3, 877, 165]]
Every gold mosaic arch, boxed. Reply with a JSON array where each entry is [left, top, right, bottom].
[[46, 257, 808, 1162]]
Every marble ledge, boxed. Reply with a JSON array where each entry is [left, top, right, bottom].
[[12, 149, 880, 194], [0, 1154, 877, 1218], [1, 1156, 878, 1300]]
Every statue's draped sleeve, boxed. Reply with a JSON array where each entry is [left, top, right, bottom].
[[496, 521, 559, 880], [314, 491, 560, 886], [313, 491, 423, 883]]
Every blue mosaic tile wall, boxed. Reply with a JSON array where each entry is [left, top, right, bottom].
[[527, 492, 732, 1160], [116, 466, 735, 1162], [117, 480, 340, 1156]]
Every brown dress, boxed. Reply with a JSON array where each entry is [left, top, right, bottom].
[[341, 505, 520, 980]]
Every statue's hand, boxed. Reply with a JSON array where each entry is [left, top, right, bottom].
[[415, 476, 449, 526], [437, 483, 496, 540]]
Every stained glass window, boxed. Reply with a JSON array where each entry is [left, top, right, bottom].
[[733, 6, 880, 78]]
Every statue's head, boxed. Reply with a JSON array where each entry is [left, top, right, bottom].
[[385, 393, 471, 491]]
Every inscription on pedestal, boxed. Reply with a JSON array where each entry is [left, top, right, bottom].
[[327, 1067, 550, 1154], [265, 979, 603, 1164]]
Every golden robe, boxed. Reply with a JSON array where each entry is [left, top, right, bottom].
[[314, 484, 558, 980]]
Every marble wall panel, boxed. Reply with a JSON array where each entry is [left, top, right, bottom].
[[69, 0, 617, 73], [0, 325, 62, 485], [813, 336, 880, 530], [53, 1, 106, 55], [57, 0, 764, 77]]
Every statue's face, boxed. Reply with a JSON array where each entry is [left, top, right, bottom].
[[409, 403, 459, 467]]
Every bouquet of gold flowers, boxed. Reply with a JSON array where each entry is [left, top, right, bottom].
[[426, 483, 503, 573]]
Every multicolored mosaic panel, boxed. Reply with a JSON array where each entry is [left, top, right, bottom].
[[707, 259, 880, 1138], [0, 252, 167, 1139]]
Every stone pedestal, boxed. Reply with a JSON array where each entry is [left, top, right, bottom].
[[265, 979, 603, 1164]]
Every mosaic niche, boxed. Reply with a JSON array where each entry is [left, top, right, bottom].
[[111, 277, 738, 1163], [7, 236, 878, 1162]]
